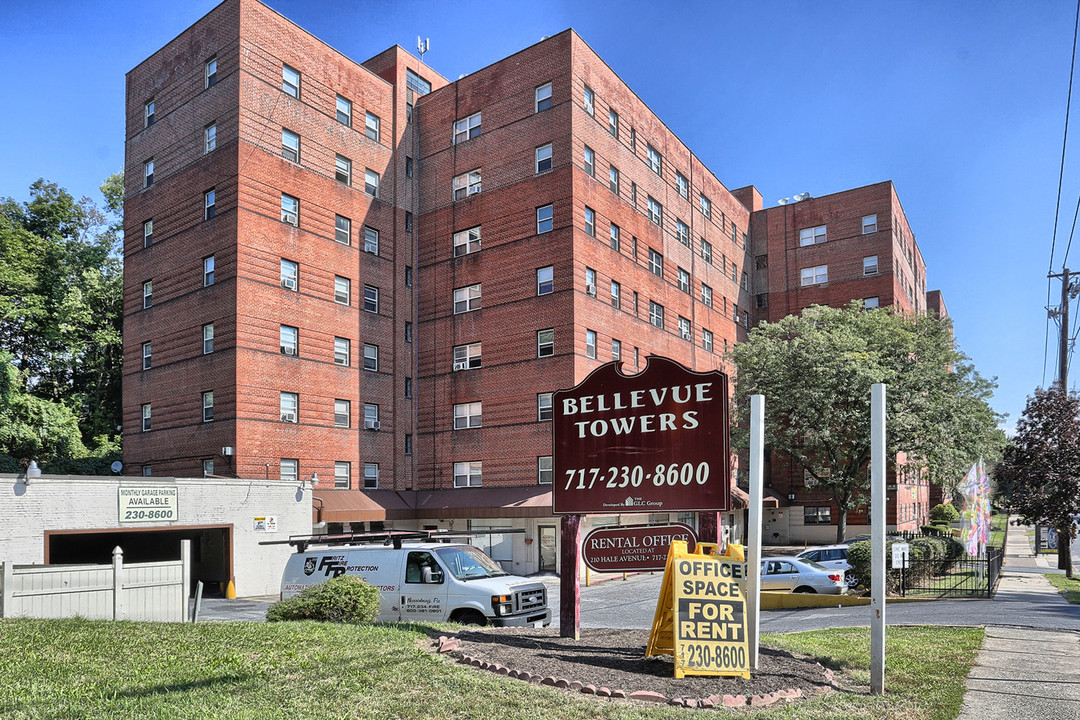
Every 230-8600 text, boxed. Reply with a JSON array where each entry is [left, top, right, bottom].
[[563, 462, 710, 491]]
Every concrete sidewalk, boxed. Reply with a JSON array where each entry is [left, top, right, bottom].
[[956, 518, 1080, 720]]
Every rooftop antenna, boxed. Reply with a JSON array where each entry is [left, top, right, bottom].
[[417, 36, 430, 64]]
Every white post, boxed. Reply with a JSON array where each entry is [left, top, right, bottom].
[[747, 394, 765, 669], [112, 546, 124, 621], [870, 384, 886, 695], [180, 539, 192, 623], [0, 561, 10, 618]]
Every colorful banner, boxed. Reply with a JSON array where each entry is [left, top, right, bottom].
[[959, 459, 991, 557]]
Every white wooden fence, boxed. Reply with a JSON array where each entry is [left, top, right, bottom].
[[0, 540, 190, 621]]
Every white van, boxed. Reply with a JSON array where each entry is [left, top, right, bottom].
[[280, 539, 551, 626]]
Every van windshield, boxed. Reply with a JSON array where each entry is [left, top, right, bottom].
[[435, 546, 508, 581]]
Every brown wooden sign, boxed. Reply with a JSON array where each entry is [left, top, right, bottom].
[[552, 356, 730, 515], [582, 522, 697, 573]]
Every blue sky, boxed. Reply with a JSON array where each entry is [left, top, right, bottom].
[[3, 0, 1077, 436]]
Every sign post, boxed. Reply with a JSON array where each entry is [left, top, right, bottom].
[[559, 514, 582, 639], [747, 394, 764, 669], [870, 383, 886, 695]]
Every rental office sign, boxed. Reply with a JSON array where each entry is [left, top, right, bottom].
[[552, 357, 730, 515]]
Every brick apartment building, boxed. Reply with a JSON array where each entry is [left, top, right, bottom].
[[122, 0, 944, 556]]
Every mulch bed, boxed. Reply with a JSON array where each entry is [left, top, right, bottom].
[[433, 628, 836, 709]]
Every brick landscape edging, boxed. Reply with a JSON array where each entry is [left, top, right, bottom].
[[435, 635, 834, 709]]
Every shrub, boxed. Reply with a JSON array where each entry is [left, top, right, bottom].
[[266, 575, 380, 624], [846, 535, 964, 593], [929, 503, 960, 524]]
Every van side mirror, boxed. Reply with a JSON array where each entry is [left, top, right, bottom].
[[421, 566, 443, 584]]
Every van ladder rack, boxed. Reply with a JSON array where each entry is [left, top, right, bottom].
[[260, 528, 524, 553]]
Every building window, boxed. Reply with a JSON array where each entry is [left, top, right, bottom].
[[700, 194, 712, 218], [631, 182, 637, 205], [608, 108, 619, 138], [282, 129, 300, 162], [452, 169, 482, 201], [364, 226, 379, 254], [454, 461, 483, 488], [629, 126, 636, 151], [336, 95, 352, 126], [364, 463, 379, 489], [755, 254, 768, 270], [280, 459, 298, 483], [405, 156, 413, 177], [863, 255, 879, 276], [583, 146, 595, 176], [584, 206, 595, 236], [453, 284, 482, 313], [143, 159, 154, 187], [677, 219, 689, 247], [647, 145, 662, 175], [609, 223, 620, 251], [363, 285, 379, 313], [405, 211, 413, 232], [203, 323, 214, 354], [648, 196, 662, 225], [733, 302, 739, 321], [537, 328, 554, 357], [202, 391, 214, 422], [756, 293, 769, 308], [537, 205, 553, 234], [334, 215, 351, 245], [205, 56, 217, 88], [405, 321, 413, 343], [454, 342, 482, 370], [141, 342, 152, 370], [364, 403, 379, 430], [204, 123, 217, 153], [537, 266, 554, 295], [609, 165, 620, 195], [799, 225, 827, 246], [805, 506, 832, 525], [334, 399, 350, 428], [800, 265, 828, 286], [335, 155, 352, 185], [701, 238, 713, 264], [675, 172, 688, 198], [141, 403, 152, 431], [611, 280, 621, 309], [583, 85, 594, 116], [453, 402, 482, 429], [144, 99, 155, 127], [406, 68, 431, 95], [365, 112, 380, 142], [405, 265, 413, 287], [404, 377, 413, 399], [202, 459, 214, 478], [363, 343, 378, 371], [538, 392, 553, 421], [538, 456, 553, 485], [281, 193, 299, 226], [454, 226, 481, 256], [703, 328, 714, 352], [536, 143, 552, 173], [203, 189, 216, 220], [677, 267, 690, 293], [453, 112, 482, 144], [142, 280, 153, 309], [864, 296, 880, 309], [280, 325, 298, 356], [585, 267, 597, 296], [364, 168, 379, 197], [334, 337, 350, 366], [612, 338, 622, 361], [334, 462, 350, 489], [282, 65, 300, 97], [648, 249, 663, 277], [203, 255, 215, 286], [650, 301, 664, 329], [742, 272, 749, 290], [142, 219, 153, 248], [280, 258, 298, 291], [702, 283, 713, 307], [678, 316, 691, 341], [535, 82, 552, 112], [586, 329, 597, 358], [280, 392, 298, 423], [862, 214, 878, 234]]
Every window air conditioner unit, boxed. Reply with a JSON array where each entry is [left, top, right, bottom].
[[453, 361, 468, 371], [364, 247, 376, 254], [221, 446, 233, 456], [367, 420, 381, 430], [282, 277, 296, 290], [585, 283, 596, 296], [281, 346, 296, 355], [281, 412, 296, 423], [469, 185, 481, 195]]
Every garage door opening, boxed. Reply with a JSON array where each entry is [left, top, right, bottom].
[[45, 525, 233, 596]]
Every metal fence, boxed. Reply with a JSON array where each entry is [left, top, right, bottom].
[[895, 544, 1003, 598]]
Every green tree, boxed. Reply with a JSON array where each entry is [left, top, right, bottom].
[[0, 351, 87, 465], [730, 304, 1004, 542], [994, 386, 1080, 577]]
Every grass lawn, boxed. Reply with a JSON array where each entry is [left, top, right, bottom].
[[0, 619, 981, 720], [1044, 573, 1080, 604]]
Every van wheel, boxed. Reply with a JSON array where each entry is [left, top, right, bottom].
[[455, 610, 488, 626], [793, 586, 817, 593]]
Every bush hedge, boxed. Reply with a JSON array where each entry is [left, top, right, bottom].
[[929, 503, 960, 524], [266, 575, 380, 624], [847, 534, 965, 593]]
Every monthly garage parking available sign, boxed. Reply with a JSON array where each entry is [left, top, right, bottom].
[[118, 486, 178, 523]]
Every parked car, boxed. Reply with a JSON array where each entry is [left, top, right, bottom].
[[760, 556, 847, 594], [841, 534, 903, 545], [797, 545, 859, 588]]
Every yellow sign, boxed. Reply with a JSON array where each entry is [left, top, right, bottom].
[[647, 540, 749, 679]]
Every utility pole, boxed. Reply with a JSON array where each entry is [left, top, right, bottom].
[[1049, 268, 1078, 389]]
